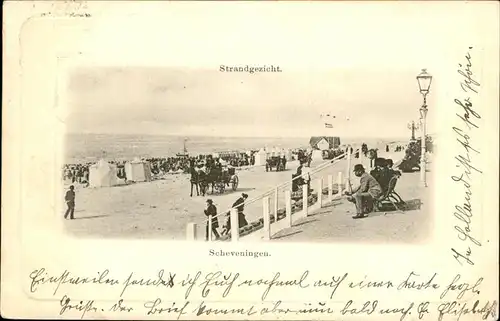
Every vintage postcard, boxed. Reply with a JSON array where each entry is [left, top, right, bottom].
[[2, 1, 499, 320]]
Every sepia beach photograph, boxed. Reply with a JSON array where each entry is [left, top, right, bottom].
[[61, 66, 437, 243]]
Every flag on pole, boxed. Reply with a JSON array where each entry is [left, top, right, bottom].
[[325, 123, 333, 128], [321, 113, 336, 119]]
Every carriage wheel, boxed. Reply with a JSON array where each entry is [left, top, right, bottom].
[[232, 176, 239, 191]]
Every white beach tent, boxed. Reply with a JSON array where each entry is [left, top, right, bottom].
[[254, 148, 267, 166], [89, 159, 118, 188], [312, 150, 323, 161], [125, 159, 152, 182], [317, 139, 330, 151]]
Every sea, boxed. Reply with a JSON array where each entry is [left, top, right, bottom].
[[65, 133, 311, 163], [65, 133, 407, 164]]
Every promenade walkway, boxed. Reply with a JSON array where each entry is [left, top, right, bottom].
[[271, 170, 433, 244]]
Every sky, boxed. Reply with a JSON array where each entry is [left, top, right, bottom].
[[61, 3, 459, 139], [65, 67, 437, 139]]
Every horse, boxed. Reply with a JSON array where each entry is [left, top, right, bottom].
[[189, 166, 200, 197], [197, 165, 226, 195], [197, 169, 209, 196]]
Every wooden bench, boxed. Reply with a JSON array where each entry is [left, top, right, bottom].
[[374, 175, 406, 213]]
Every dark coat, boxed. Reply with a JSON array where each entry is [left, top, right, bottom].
[[204, 204, 219, 228], [232, 197, 245, 213], [224, 212, 248, 231], [65, 190, 75, 203], [370, 168, 391, 192]]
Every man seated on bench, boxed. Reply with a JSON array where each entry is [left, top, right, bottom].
[[386, 159, 402, 178], [344, 164, 382, 219]]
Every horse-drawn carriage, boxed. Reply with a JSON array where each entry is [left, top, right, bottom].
[[265, 156, 286, 172], [198, 166, 239, 195]]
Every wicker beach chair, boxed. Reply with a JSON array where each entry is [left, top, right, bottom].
[[374, 175, 405, 214]]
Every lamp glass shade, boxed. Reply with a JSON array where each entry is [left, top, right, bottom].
[[417, 69, 433, 94], [420, 107, 428, 119]]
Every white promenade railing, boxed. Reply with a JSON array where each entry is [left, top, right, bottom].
[[187, 147, 369, 241]]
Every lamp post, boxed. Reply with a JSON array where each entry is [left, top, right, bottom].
[[407, 120, 420, 141], [416, 69, 432, 187]]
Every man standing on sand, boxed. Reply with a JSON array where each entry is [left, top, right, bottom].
[[344, 164, 382, 219], [204, 199, 220, 240], [64, 185, 76, 220]]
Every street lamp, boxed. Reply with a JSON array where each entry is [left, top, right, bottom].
[[416, 68, 432, 187], [407, 120, 420, 141]]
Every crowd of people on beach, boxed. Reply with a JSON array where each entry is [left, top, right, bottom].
[[62, 160, 129, 184], [147, 152, 256, 175], [62, 150, 269, 186], [147, 157, 191, 175], [62, 163, 91, 184]]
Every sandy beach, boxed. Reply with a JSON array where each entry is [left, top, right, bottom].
[[63, 158, 326, 239]]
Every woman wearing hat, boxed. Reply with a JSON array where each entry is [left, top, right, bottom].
[[233, 193, 249, 227], [204, 199, 220, 240], [344, 164, 382, 219], [222, 193, 249, 235]]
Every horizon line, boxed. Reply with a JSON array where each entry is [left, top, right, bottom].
[[65, 132, 425, 140]]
